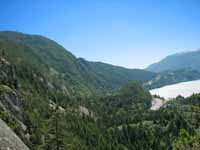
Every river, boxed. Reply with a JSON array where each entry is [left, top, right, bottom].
[[150, 80, 200, 110]]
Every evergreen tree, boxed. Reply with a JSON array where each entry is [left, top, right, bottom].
[[45, 100, 65, 150]]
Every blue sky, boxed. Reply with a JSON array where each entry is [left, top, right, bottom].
[[1, 0, 200, 68]]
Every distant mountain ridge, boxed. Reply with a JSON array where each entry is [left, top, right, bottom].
[[143, 69, 200, 89], [146, 49, 200, 72]]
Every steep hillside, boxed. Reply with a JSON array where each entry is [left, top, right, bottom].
[[146, 49, 200, 72], [143, 69, 200, 89], [79, 58, 156, 90], [0, 31, 156, 96], [0, 31, 200, 150], [0, 53, 153, 149]]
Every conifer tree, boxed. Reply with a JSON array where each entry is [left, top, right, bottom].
[[45, 97, 65, 150]]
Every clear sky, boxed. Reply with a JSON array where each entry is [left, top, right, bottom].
[[1, 0, 200, 69]]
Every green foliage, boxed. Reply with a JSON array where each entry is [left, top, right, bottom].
[[144, 69, 200, 89], [173, 129, 200, 150], [44, 106, 65, 150], [1, 31, 200, 150], [173, 129, 191, 150], [0, 31, 156, 96], [0, 85, 13, 94]]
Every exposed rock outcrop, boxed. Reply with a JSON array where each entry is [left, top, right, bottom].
[[0, 119, 29, 150]]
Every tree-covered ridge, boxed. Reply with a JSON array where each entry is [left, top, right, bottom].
[[143, 69, 200, 89], [1, 52, 200, 149], [0, 31, 156, 96], [146, 49, 200, 72], [0, 52, 153, 149], [0, 31, 200, 150]]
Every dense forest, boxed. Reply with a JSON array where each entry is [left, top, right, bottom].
[[0, 31, 200, 150]]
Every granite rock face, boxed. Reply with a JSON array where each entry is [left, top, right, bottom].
[[0, 119, 29, 150]]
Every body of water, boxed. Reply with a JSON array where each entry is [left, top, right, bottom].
[[150, 80, 200, 100]]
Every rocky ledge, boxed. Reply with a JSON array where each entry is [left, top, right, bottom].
[[0, 119, 29, 150]]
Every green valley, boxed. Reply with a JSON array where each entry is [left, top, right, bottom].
[[0, 31, 200, 150]]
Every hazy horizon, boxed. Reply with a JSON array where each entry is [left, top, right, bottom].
[[1, 0, 200, 69]]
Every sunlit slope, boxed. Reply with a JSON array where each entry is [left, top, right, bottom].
[[146, 50, 200, 72], [0, 31, 156, 96]]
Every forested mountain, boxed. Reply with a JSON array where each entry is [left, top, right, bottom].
[[0, 31, 156, 96], [143, 69, 200, 89], [0, 31, 200, 150], [146, 49, 200, 72]]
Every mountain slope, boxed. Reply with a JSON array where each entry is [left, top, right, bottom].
[[0, 31, 156, 96], [78, 58, 156, 90], [0, 54, 155, 149], [143, 69, 200, 89], [146, 49, 200, 72], [1, 31, 200, 150]]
